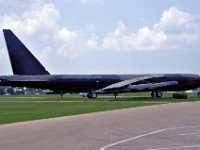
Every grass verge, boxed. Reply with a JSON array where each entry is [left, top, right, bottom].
[[0, 92, 199, 124]]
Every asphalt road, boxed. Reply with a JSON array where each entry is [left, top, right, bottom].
[[0, 102, 200, 150]]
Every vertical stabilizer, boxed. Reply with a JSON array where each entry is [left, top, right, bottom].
[[3, 29, 50, 75]]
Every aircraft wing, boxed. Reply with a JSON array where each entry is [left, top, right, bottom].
[[97, 74, 178, 93], [127, 81, 178, 91]]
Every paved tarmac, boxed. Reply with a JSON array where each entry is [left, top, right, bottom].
[[0, 102, 200, 150]]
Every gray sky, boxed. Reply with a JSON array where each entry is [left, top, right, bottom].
[[0, 0, 200, 75]]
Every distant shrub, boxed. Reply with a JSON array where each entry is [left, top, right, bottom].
[[172, 93, 188, 99]]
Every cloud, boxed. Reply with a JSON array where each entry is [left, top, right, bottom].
[[0, 2, 80, 60], [0, 5, 200, 62], [114, 21, 126, 36], [55, 28, 78, 42], [85, 33, 98, 50], [102, 7, 200, 51], [155, 7, 194, 34], [0, 2, 62, 74], [1, 3, 59, 36], [1, 5, 199, 63], [102, 23, 166, 51]]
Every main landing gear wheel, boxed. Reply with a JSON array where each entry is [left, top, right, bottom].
[[60, 91, 64, 98], [87, 93, 97, 99], [151, 91, 162, 98]]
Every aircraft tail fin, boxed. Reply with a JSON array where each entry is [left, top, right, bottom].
[[3, 29, 50, 75]]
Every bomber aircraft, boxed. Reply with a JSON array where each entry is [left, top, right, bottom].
[[0, 29, 200, 98]]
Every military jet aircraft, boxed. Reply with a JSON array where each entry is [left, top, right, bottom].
[[0, 29, 200, 98]]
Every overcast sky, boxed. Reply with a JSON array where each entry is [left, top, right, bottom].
[[0, 0, 200, 75]]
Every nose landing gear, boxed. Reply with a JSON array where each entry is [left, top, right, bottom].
[[151, 91, 162, 98]]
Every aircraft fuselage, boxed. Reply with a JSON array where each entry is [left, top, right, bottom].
[[0, 74, 200, 93]]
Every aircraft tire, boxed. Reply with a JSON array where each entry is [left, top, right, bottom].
[[87, 93, 97, 99], [151, 91, 162, 98]]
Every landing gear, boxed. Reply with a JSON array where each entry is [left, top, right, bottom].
[[151, 91, 162, 98], [114, 93, 118, 99], [60, 91, 64, 98], [87, 92, 97, 99]]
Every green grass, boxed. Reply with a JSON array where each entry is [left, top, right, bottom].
[[0, 92, 199, 124]]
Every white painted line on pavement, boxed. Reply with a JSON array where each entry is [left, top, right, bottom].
[[100, 126, 197, 150], [147, 145, 200, 150], [179, 132, 200, 136]]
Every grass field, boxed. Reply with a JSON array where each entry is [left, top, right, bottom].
[[0, 92, 199, 124]]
